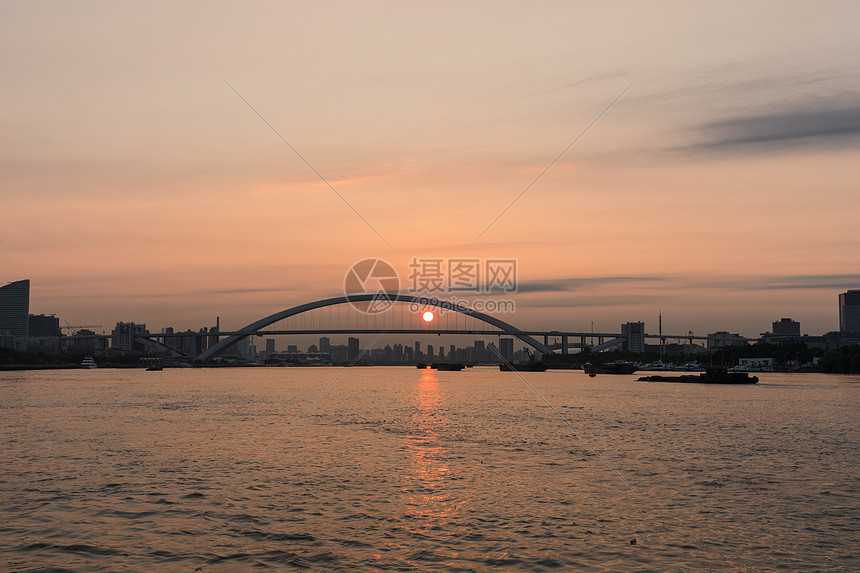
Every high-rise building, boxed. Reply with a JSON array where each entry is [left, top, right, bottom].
[[28, 314, 60, 338], [319, 337, 331, 353], [772, 318, 800, 337], [839, 290, 860, 334], [0, 279, 30, 339], [111, 322, 148, 352], [348, 337, 360, 362], [474, 340, 485, 363], [500, 338, 514, 362], [622, 322, 645, 353], [209, 318, 220, 348], [487, 342, 499, 362]]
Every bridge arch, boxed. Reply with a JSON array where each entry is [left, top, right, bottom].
[[196, 294, 552, 361]]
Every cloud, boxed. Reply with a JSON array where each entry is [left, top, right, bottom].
[[516, 294, 667, 308], [515, 273, 860, 297], [709, 274, 860, 291], [687, 102, 860, 152], [515, 276, 666, 294]]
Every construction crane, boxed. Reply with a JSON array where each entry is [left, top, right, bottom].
[[60, 325, 103, 332]]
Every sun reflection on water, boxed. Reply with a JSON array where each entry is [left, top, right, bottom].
[[402, 368, 461, 531]]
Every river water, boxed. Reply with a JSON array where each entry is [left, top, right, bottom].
[[1, 367, 858, 571]]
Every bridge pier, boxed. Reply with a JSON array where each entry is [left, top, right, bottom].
[[561, 334, 568, 355]]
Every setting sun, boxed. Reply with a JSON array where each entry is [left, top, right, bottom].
[[422, 311, 435, 323]]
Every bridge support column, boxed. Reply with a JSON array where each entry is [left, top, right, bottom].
[[544, 334, 549, 347], [562, 335, 568, 355], [581, 336, 586, 349]]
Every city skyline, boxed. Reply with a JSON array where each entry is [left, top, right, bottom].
[[3, 276, 856, 345], [2, 2, 860, 338]]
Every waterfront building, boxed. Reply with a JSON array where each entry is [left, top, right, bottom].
[[348, 337, 360, 362], [66, 328, 99, 355], [0, 279, 30, 340], [111, 322, 149, 352], [474, 340, 486, 362], [265, 338, 276, 357], [28, 314, 59, 338], [487, 342, 500, 362], [772, 318, 801, 337], [622, 322, 645, 353], [500, 338, 514, 362], [839, 290, 860, 334], [319, 337, 331, 353], [707, 331, 747, 349]]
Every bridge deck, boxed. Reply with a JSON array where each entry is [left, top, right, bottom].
[[144, 329, 713, 340]]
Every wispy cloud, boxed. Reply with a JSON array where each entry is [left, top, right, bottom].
[[515, 276, 666, 294], [516, 294, 667, 308], [515, 273, 860, 299], [691, 104, 860, 151], [709, 274, 860, 291], [630, 61, 860, 156]]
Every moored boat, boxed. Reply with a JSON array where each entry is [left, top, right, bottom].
[[431, 362, 465, 371], [582, 361, 638, 375], [499, 362, 548, 372], [638, 367, 758, 384], [81, 356, 97, 369]]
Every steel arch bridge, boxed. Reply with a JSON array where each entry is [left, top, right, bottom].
[[196, 294, 552, 361]]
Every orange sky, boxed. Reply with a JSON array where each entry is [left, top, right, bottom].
[[2, 1, 859, 338]]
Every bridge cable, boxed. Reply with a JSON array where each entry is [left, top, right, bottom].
[[470, 81, 634, 246], [223, 79, 392, 249]]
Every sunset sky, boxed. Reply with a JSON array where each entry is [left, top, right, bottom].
[[2, 1, 859, 339]]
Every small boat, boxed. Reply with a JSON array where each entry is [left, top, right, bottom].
[[81, 356, 98, 369], [638, 367, 758, 384], [499, 362, 548, 372], [582, 361, 637, 375], [416, 363, 428, 369], [146, 365, 163, 371], [431, 362, 465, 371]]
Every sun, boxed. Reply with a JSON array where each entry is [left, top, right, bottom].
[[422, 310, 435, 323]]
